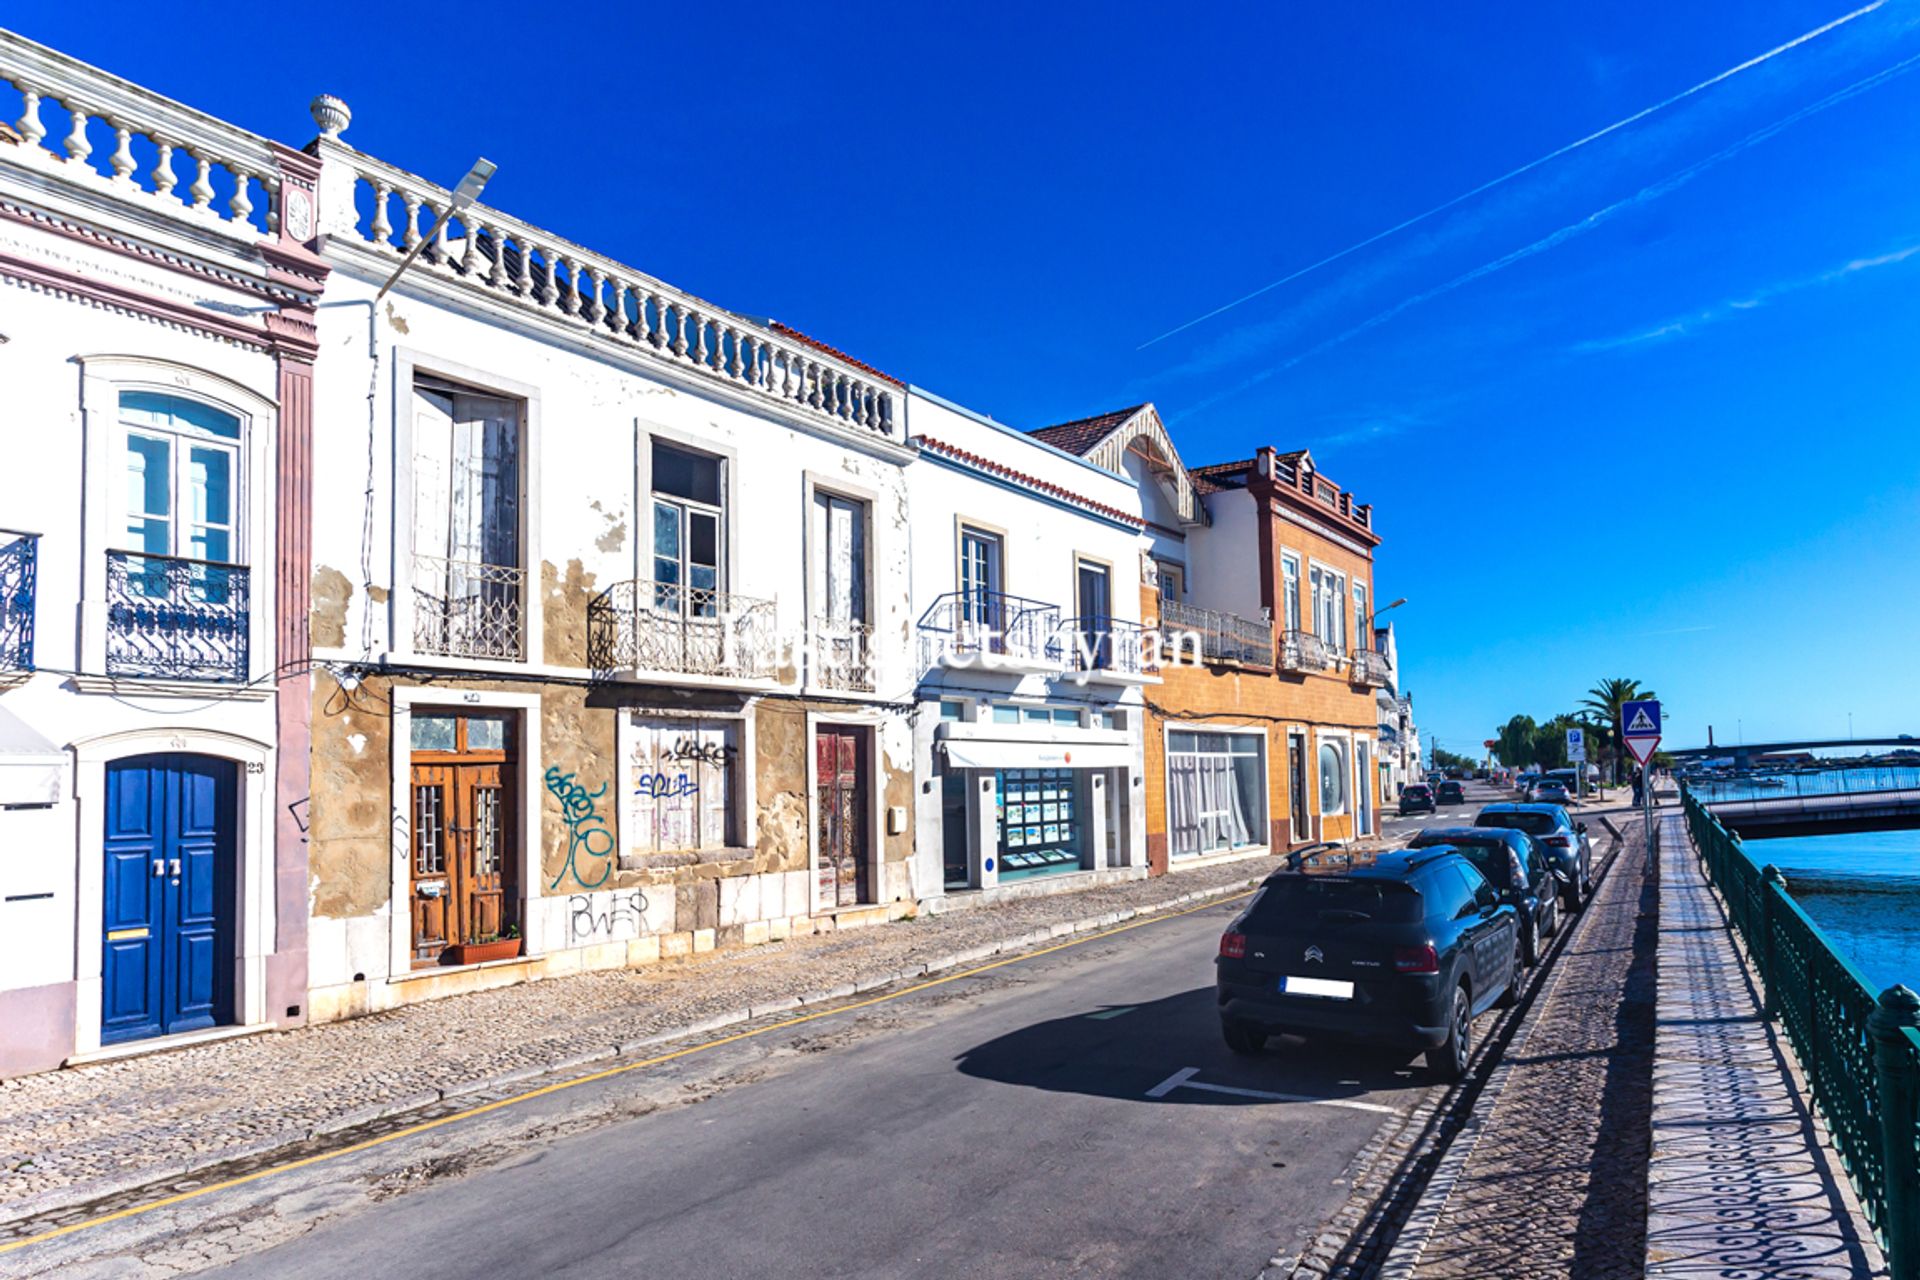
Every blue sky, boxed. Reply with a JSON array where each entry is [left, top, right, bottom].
[[17, 0, 1920, 755]]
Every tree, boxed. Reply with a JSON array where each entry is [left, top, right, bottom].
[[1581, 677, 1658, 785], [1495, 714, 1537, 769]]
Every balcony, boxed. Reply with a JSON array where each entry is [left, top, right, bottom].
[[917, 591, 1062, 674], [1279, 629, 1332, 674], [1158, 600, 1272, 669], [1351, 648, 1393, 689], [412, 554, 526, 662], [810, 618, 876, 693], [1061, 617, 1159, 684], [105, 551, 249, 683], [588, 580, 779, 682], [0, 531, 37, 674]]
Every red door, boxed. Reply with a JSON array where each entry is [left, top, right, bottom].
[[815, 728, 871, 908]]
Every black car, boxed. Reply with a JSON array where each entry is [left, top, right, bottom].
[[1473, 803, 1594, 910], [1398, 783, 1436, 815], [1436, 779, 1466, 806], [1407, 827, 1559, 966], [1215, 849, 1521, 1080]]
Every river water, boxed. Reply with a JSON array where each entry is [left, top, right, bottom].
[[1742, 826, 1920, 993]]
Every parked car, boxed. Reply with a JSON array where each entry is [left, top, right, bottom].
[[1407, 827, 1559, 966], [1514, 772, 1539, 797], [1532, 780, 1573, 805], [1473, 803, 1594, 909], [1436, 779, 1466, 806], [1215, 849, 1521, 1080], [1398, 783, 1436, 815]]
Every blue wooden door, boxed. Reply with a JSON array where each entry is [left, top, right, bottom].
[[102, 755, 235, 1044]]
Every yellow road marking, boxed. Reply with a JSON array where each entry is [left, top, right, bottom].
[[1, 889, 1253, 1256]]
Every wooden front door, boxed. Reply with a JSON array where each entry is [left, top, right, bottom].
[[410, 712, 515, 966], [1288, 735, 1310, 842], [815, 727, 871, 909]]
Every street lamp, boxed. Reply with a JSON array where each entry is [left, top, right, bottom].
[[373, 157, 497, 303]]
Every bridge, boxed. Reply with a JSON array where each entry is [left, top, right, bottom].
[[1691, 762, 1920, 838], [1668, 735, 1918, 771]]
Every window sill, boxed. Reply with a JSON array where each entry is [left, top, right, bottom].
[[67, 674, 274, 701]]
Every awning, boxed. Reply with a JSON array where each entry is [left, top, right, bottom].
[[941, 739, 1135, 771], [0, 707, 64, 805]]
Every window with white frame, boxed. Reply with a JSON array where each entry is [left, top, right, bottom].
[[412, 378, 524, 660], [1156, 563, 1184, 603], [1319, 738, 1348, 814], [1281, 552, 1302, 633], [1310, 564, 1348, 655], [1354, 581, 1370, 646], [810, 490, 871, 689], [1167, 730, 1266, 858], [652, 441, 725, 616], [625, 715, 738, 855], [120, 391, 244, 567]]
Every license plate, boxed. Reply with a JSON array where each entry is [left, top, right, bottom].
[[1281, 975, 1354, 1000]]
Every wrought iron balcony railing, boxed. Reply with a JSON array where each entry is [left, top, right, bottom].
[[1061, 617, 1157, 679], [1278, 628, 1332, 674], [105, 551, 249, 682], [810, 617, 876, 692], [0, 530, 37, 673], [917, 590, 1062, 670], [1350, 647, 1393, 688], [412, 554, 527, 662], [588, 580, 779, 680], [1158, 599, 1273, 669]]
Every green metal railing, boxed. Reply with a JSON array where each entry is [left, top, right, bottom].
[[1682, 788, 1920, 1279]]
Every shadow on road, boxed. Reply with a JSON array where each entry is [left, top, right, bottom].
[[953, 986, 1422, 1106]]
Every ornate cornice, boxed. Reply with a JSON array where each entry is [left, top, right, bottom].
[[0, 249, 270, 351]]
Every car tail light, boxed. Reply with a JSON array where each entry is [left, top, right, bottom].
[[1394, 943, 1439, 974], [1219, 931, 1247, 960], [1543, 835, 1570, 848]]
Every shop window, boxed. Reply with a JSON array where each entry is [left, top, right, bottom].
[[1319, 739, 1349, 815], [996, 768, 1081, 879], [625, 715, 737, 854], [1167, 730, 1266, 859]]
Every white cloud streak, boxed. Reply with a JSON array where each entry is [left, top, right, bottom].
[[1136, 1, 1887, 351], [1168, 51, 1920, 424], [1573, 241, 1920, 351]]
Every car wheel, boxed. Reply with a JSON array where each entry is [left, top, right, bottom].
[[1519, 918, 1539, 968], [1222, 1018, 1266, 1057], [1426, 985, 1472, 1081]]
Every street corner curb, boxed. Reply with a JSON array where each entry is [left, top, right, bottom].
[[0, 1159, 191, 1231]]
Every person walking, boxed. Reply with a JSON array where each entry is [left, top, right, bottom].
[[1631, 768, 1645, 807]]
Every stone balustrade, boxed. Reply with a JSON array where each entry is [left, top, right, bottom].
[[0, 33, 282, 240], [312, 124, 897, 439]]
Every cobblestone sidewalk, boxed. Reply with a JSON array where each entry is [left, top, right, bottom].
[[1393, 818, 1660, 1279], [0, 856, 1277, 1222]]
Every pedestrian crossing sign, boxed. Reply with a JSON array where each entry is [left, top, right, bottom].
[[1623, 702, 1660, 736]]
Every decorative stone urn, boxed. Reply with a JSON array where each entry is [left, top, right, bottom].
[[309, 94, 351, 140]]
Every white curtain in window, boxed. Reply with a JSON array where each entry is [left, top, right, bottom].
[[1168, 751, 1202, 858]]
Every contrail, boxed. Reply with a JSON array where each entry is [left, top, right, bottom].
[[1167, 50, 1920, 421], [1136, 0, 1887, 350]]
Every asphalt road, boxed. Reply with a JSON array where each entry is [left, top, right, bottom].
[[130, 894, 1438, 1280]]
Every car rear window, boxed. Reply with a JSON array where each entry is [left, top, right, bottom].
[[1477, 811, 1557, 836], [1246, 877, 1421, 927]]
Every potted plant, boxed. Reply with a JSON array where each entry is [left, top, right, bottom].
[[444, 923, 522, 965]]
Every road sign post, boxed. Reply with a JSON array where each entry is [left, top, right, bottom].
[[1622, 699, 1662, 835], [1566, 728, 1586, 800]]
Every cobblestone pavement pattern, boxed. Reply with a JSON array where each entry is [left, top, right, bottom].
[[1405, 819, 1660, 1279], [0, 856, 1281, 1217], [1644, 812, 1879, 1279]]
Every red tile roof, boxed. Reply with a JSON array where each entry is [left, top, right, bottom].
[[767, 320, 902, 386], [913, 435, 1145, 528], [1023, 404, 1149, 457]]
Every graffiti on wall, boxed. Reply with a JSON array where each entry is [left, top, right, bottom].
[[546, 765, 616, 889], [567, 888, 651, 944], [634, 771, 698, 800], [664, 736, 735, 767]]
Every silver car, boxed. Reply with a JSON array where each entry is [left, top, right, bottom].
[[1533, 780, 1573, 805]]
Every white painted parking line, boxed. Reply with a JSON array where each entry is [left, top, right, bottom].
[[1084, 1006, 1137, 1021], [1146, 1067, 1399, 1114]]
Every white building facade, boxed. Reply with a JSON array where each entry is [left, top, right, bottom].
[[297, 100, 921, 1021], [0, 36, 326, 1075], [903, 390, 1152, 906]]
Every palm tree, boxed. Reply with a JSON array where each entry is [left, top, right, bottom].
[[1581, 677, 1657, 785]]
